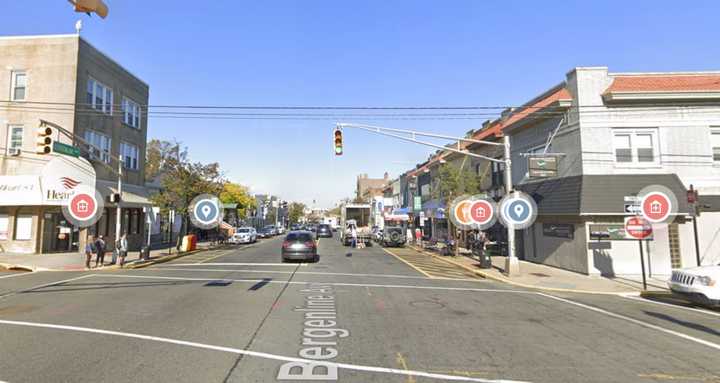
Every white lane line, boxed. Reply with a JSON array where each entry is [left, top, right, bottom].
[[0, 319, 529, 383], [0, 272, 34, 280], [621, 295, 720, 318], [95, 274, 532, 294], [538, 293, 720, 351], [163, 263, 307, 267], [145, 267, 488, 282]]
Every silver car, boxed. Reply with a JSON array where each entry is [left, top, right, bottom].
[[281, 231, 318, 262]]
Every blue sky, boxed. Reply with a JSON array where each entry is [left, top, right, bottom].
[[1, 1, 718, 207]]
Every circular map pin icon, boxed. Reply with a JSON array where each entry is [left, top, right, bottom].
[[189, 194, 222, 229], [61, 185, 105, 228], [498, 191, 537, 230]]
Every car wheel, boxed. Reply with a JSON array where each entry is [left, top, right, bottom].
[[313, 255, 320, 263]]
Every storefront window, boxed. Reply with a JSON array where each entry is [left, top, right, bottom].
[[130, 209, 139, 234], [122, 209, 130, 235], [14, 215, 32, 240], [0, 214, 9, 240]]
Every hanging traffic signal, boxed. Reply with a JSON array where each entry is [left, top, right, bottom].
[[72, 0, 109, 18], [334, 128, 343, 156], [36, 126, 53, 155]]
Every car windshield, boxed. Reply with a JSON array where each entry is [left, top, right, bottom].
[[286, 232, 313, 242], [5, 5, 719, 383]]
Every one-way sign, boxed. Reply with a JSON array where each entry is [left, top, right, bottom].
[[624, 203, 641, 214]]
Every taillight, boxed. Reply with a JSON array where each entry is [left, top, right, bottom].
[[282, 241, 291, 249], [305, 241, 315, 248]]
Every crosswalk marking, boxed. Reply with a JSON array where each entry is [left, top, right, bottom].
[[383, 247, 483, 280]]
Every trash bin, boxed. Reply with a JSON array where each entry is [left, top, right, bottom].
[[478, 249, 492, 269]]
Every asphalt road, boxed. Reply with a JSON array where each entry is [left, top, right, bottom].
[[0, 235, 718, 383]]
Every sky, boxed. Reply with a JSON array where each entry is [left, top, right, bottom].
[[1, 1, 719, 208]]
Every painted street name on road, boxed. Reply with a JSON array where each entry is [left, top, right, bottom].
[[277, 282, 348, 381]]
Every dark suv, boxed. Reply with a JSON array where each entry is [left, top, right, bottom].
[[382, 226, 406, 247], [316, 224, 333, 238]]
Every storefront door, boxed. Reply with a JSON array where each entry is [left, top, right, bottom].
[[42, 209, 78, 253]]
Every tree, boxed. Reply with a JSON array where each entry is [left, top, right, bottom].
[[145, 139, 188, 182], [432, 161, 482, 254], [150, 160, 225, 238], [219, 182, 256, 219], [288, 202, 306, 224]]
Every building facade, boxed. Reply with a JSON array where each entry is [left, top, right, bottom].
[[0, 34, 151, 254]]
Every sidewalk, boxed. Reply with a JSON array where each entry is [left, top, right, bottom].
[[0, 242, 217, 272], [409, 244, 669, 295]]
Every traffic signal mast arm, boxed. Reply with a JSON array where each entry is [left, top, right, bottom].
[[335, 122, 520, 275], [336, 122, 505, 163]]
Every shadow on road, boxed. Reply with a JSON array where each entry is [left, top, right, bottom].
[[643, 311, 720, 337], [20, 280, 197, 294]]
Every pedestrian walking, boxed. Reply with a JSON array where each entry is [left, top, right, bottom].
[[118, 233, 129, 267], [94, 235, 106, 268], [84, 235, 96, 270], [415, 227, 422, 246], [350, 224, 358, 248]]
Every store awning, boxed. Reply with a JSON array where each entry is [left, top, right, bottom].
[[517, 174, 691, 216], [96, 180, 153, 208]]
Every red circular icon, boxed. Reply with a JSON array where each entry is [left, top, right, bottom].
[[625, 216, 653, 240], [69, 193, 97, 220], [641, 192, 672, 223], [469, 200, 494, 225]]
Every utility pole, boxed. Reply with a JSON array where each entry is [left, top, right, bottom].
[[503, 135, 519, 275]]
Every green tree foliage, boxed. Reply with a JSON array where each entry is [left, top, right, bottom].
[[288, 202, 307, 224], [145, 139, 187, 182], [220, 182, 256, 218], [432, 163, 481, 203]]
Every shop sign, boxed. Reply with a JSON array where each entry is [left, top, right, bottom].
[[40, 156, 96, 205], [0, 175, 43, 205], [542, 223, 574, 239], [589, 224, 628, 241]]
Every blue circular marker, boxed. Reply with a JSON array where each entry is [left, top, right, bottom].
[[189, 194, 222, 229], [498, 192, 537, 229]]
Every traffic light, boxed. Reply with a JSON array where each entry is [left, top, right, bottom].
[[334, 128, 343, 156], [72, 0, 109, 19], [36, 126, 53, 155]]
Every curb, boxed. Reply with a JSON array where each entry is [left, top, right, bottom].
[[126, 248, 206, 269], [407, 245, 643, 296], [0, 262, 37, 273], [639, 290, 674, 298]]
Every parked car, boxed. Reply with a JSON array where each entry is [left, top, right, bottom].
[[258, 227, 274, 238], [263, 225, 278, 236], [281, 231, 318, 263], [291, 223, 302, 231], [229, 227, 257, 244], [381, 226, 406, 247], [277, 226, 286, 235], [667, 263, 720, 307], [316, 224, 333, 238]]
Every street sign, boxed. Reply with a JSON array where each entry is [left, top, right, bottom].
[[52, 142, 81, 158], [640, 191, 672, 223], [413, 196, 422, 212], [528, 156, 558, 178], [589, 224, 627, 241], [498, 192, 537, 229], [624, 203, 641, 214], [624, 216, 653, 240]]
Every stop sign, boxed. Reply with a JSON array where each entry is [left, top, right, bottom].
[[625, 216, 653, 240]]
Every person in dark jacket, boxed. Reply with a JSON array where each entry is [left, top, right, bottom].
[[94, 235, 107, 268]]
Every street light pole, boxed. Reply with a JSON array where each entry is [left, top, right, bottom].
[[115, 156, 123, 245]]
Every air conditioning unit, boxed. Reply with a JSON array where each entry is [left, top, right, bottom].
[[9, 148, 21, 156]]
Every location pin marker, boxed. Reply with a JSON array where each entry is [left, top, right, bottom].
[[514, 204, 525, 217], [201, 205, 212, 219]]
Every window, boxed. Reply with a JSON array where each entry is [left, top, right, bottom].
[[7, 125, 23, 154], [11, 71, 27, 101], [86, 78, 113, 114], [0, 214, 9, 240], [122, 97, 141, 128], [14, 215, 32, 241], [612, 129, 659, 164], [120, 142, 139, 170], [711, 128, 720, 162], [84, 130, 111, 163]]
